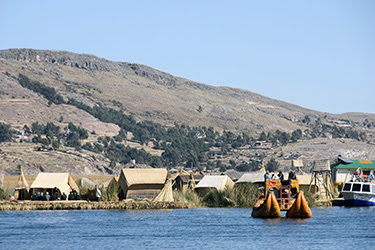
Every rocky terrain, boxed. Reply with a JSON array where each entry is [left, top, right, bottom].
[[0, 48, 374, 175]]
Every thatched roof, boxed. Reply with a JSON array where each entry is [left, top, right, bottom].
[[153, 179, 174, 202], [30, 173, 79, 195], [224, 169, 244, 181], [120, 168, 167, 187], [178, 174, 204, 183], [100, 177, 117, 188], [76, 177, 96, 189], [236, 172, 265, 184], [195, 175, 234, 191], [16, 172, 29, 190]]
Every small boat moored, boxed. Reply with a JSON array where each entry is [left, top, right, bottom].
[[341, 181, 375, 206]]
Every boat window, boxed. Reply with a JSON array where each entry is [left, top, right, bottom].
[[372, 185, 375, 194], [362, 184, 370, 192], [352, 184, 361, 192], [343, 183, 352, 191]]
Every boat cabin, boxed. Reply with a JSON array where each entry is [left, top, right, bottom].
[[341, 182, 375, 194]]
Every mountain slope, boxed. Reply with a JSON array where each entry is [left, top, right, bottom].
[[1, 48, 374, 135], [0, 48, 374, 175]]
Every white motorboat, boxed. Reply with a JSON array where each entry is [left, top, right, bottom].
[[341, 181, 375, 206]]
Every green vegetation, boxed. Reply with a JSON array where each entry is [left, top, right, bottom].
[[0, 188, 7, 200], [173, 189, 202, 207], [202, 184, 261, 208], [0, 122, 13, 142], [0, 187, 15, 200], [18, 74, 64, 105], [265, 158, 280, 172], [100, 179, 119, 201], [14, 74, 369, 171], [303, 191, 318, 207]]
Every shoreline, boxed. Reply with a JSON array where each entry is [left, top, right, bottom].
[[0, 200, 189, 212]]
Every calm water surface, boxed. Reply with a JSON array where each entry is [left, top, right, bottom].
[[1, 207, 374, 249]]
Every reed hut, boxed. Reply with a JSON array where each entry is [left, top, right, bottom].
[[30, 173, 79, 198], [194, 175, 234, 195], [173, 174, 204, 191], [14, 166, 30, 200], [76, 177, 96, 189], [118, 168, 167, 199], [235, 172, 265, 187]]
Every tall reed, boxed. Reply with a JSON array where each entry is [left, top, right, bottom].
[[173, 189, 202, 207], [202, 183, 261, 208]]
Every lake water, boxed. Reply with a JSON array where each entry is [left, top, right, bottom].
[[1, 206, 374, 249]]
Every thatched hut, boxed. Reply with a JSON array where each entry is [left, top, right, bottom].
[[235, 172, 265, 187], [30, 173, 79, 198], [194, 175, 234, 195], [14, 167, 30, 200], [173, 174, 204, 191], [118, 168, 167, 199], [76, 177, 96, 190]]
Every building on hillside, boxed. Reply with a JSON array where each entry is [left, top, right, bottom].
[[30, 173, 79, 198], [194, 175, 234, 195], [331, 156, 375, 186], [118, 168, 167, 199]]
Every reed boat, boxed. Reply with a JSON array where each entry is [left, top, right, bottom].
[[252, 178, 312, 219], [286, 191, 312, 218], [251, 191, 281, 218]]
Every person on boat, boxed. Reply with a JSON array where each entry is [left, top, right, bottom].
[[278, 171, 288, 185], [264, 171, 271, 181], [353, 168, 364, 182], [61, 192, 67, 201], [366, 171, 375, 182], [288, 171, 296, 181]]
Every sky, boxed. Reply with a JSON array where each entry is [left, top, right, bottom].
[[1, 1, 374, 114]]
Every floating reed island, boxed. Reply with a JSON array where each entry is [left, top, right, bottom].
[[0, 200, 189, 212]]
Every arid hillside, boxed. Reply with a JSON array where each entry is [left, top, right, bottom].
[[0, 49, 374, 175]]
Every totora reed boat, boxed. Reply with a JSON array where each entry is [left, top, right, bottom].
[[252, 178, 312, 219]]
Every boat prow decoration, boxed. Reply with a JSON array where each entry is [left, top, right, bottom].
[[251, 190, 281, 218], [286, 191, 312, 218]]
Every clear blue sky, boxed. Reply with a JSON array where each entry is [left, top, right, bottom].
[[1, 1, 374, 114]]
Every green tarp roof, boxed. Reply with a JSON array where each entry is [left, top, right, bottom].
[[331, 160, 375, 170]]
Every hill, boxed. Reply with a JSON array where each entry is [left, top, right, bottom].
[[0, 48, 374, 175]]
